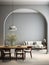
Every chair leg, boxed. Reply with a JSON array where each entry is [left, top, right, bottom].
[[23, 52, 26, 60], [16, 53, 17, 60], [9, 53, 11, 60], [22, 53, 25, 60], [1, 51, 5, 60], [30, 51, 32, 58]]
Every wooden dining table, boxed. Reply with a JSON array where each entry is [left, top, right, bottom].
[[0, 45, 32, 60], [0, 45, 27, 49], [0, 45, 27, 60]]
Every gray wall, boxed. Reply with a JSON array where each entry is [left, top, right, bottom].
[[5, 13, 47, 42], [0, 5, 49, 52]]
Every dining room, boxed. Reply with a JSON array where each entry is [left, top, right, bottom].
[[0, 0, 49, 65]]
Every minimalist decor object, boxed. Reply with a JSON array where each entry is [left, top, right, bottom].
[[43, 38, 46, 42], [6, 34, 16, 46], [9, 25, 17, 31], [43, 38, 47, 48], [9, 1, 17, 31]]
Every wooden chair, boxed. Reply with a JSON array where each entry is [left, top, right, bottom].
[[15, 49, 25, 60], [2, 49, 11, 60], [24, 46, 32, 58]]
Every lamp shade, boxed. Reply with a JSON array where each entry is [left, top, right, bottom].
[[9, 25, 17, 31]]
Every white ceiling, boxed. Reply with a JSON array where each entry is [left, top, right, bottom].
[[0, 0, 49, 5]]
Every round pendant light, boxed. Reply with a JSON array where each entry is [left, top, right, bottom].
[[9, 25, 17, 31]]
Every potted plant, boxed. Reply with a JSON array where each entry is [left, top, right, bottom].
[[6, 34, 16, 46]]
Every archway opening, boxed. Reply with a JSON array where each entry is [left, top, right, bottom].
[[3, 8, 47, 54]]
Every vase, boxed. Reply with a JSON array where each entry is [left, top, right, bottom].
[[11, 41, 13, 46]]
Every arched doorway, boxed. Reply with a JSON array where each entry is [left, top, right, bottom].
[[3, 8, 47, 54]]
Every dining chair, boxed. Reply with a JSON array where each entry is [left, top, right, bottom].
[[15, 49, 25, 60], [24, 46, 32, 58], [2, 49, 11, 60]]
